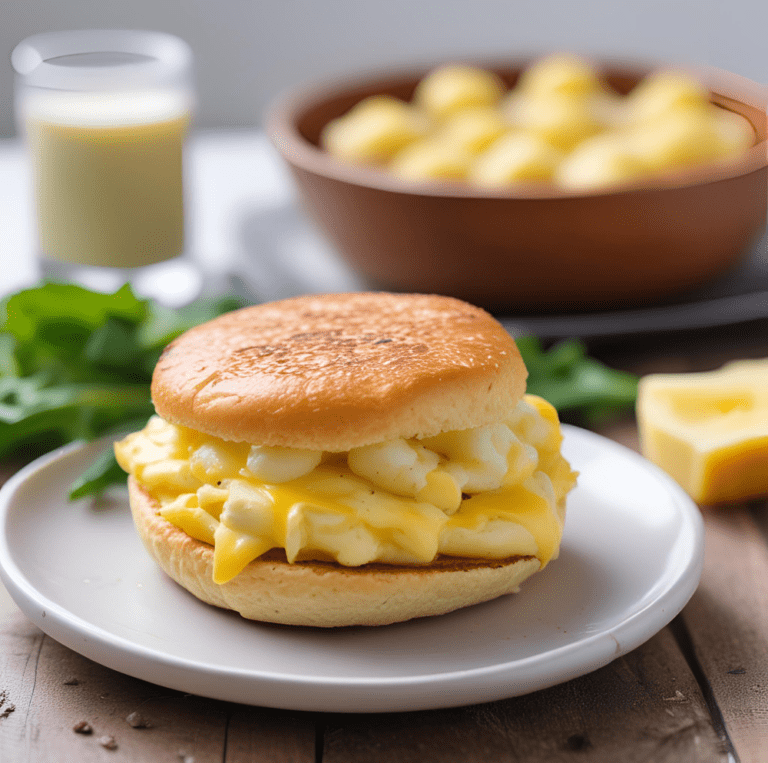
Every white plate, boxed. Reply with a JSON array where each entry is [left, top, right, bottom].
[[0, 427, 703, 713]]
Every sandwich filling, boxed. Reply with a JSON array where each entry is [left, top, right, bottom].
[[115, 394, 577, 585]]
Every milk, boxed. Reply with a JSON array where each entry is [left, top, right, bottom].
[[20, 90, 191, 268]]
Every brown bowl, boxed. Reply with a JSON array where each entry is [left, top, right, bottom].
[[266, 60, 768, 312]]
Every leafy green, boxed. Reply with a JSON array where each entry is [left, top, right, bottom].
[[0, 282, 245, 499], [68, 444, 133, 501], [516, 336, 638, 425]]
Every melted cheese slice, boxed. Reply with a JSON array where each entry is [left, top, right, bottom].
[[115, 395, 577, 584]]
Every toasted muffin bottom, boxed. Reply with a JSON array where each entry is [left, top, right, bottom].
[[129, 477, 541, 627]]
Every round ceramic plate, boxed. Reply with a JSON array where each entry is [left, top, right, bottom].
[[0, 426, 703, 713]]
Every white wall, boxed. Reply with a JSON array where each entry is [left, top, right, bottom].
[[2, 0, 767, 136]]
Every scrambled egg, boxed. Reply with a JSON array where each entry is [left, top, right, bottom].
[[116, 395, 577, 584]]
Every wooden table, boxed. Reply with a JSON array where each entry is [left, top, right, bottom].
[[2, 318, 767, 763]]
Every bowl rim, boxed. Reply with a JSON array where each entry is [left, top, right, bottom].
[[265, 56, 768, 200]]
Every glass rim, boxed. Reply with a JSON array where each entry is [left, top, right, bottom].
[[12, 29, 193, 91]]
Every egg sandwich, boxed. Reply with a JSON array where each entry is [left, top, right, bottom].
[[115, 292, 577, 627]]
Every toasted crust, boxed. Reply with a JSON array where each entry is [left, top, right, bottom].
[[151, 292, 526, 450], [129, 478, 541, 627]]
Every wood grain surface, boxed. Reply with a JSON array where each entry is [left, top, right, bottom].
[[0, 608, 728, 763], [681, 503, 768, 763], [323, 627, 725, 763], [2, 318, 768, 762], [0, 612, 318, 763]]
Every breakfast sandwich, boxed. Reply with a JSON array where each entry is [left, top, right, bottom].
[[115, 292, 577, 627]]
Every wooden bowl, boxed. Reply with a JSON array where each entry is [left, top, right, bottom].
[[266, 60, 767, 312]]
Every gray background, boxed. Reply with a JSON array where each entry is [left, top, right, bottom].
[[1, 0, 767, 137]]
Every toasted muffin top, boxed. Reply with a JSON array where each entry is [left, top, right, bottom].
[[151, 292, 526, 450]]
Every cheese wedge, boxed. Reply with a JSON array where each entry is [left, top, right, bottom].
[[637, 359, 768, 504]]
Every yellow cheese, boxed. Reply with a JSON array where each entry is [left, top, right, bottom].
[[115, 394, 577, 583], [624, 70, 711, 123], [160, 494, 217, 545], [321, 58, 754, 191], [637, 360, 768, 504], [470, 132, 565, 186], [511, 94, 605, 152], [320, 95, 428, 165], [448, 478, 562, 565], [517, 54, 604, 100], [436, 107, 507, 154], [556, 134, 647, 191], [413, 64, 505, 121], [388, 139, 472, 181]]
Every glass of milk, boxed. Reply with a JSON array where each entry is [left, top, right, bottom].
[[12, 30, 200, 305]]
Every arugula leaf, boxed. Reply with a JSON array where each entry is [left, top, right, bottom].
[[0, 335, 20, 379], [0, 282, 246, 498], [3, 283, 147, 377], [84, 317, 148, 372], [68, 444, 132, 501], [517, 336, 638, 423], [138, 296, 244, 351]]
